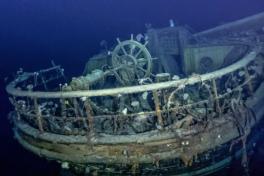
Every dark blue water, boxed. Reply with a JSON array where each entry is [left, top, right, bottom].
[[1, 0, 264, 175]]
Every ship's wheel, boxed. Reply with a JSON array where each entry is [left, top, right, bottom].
[[111, 34, 153, 85]]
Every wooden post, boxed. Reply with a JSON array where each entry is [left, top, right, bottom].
[[10, 97, 21, 120], [211, 79, 221, 114], [72, 98, 79, 116], [34, 98, 44, 132], [60, 98, 67, 132], [244, 66, 253, 95], [153, 90, 164, 129], [79, 100, 88, 129], [73, 98, 86, 128], [84, 100, 94, 134], [73, 98, 80, 122], [60, 98, 67, 118]]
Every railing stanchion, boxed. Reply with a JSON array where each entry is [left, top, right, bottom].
[[244, 66, 253, 95], [60, 98, 67, 118], [153, 90, 164, 129], [60, 98, 67, 132], [34, 98, 44, 133], [11, 96, 21, 120], [84, 100, 94, 135], [73, 98, 81, 126], [211, 79, 221, 114]]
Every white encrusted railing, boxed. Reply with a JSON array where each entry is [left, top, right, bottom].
[[6, 46, 263, 135]]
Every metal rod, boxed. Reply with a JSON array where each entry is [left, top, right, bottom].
[[73, 98, 81, 125], [211, 79, 221, 114], [84, 100, 94, 134], [60, 98, 67, 118], [11, 96, 21, 120], [73, 98, 79, 117], [33, 98, 44, 132], [244, 66, 253, 95], [153, 90, 164, 129]]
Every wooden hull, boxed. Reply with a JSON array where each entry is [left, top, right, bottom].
[[12, 83, 264, 175]]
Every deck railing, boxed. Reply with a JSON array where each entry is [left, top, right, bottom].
[[6, 47, 264, 136]]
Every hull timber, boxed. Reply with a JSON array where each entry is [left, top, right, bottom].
[[10, 81, 264, 175], [6, 12, 264, 175]]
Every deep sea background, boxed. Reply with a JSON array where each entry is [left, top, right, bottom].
[[1, 0, 264, 175]]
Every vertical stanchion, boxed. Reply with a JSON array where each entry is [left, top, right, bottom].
[[244, 66, 253, 95], [60, 98, 66, 118], [211, 79, 221, 114], [34, 98, 44, 132], [73, 98, 81, 126], [11, 96, 21, 120], [60, 98, 67, 132], [84, 99, 94, 135], [153, 90, 164, 129]]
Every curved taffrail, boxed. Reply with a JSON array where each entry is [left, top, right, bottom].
[[5, 44, 264, 144], [6, 47, 261, 99]]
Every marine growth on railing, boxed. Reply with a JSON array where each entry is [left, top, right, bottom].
[[6, 49, 264, 137]]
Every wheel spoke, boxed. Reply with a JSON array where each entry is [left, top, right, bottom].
[[113, 55, 121, 65], [137, 65, 147, 73], [135, 70, 141, 80], [120, 46, 128, 55], [116, 38, 128, 55], [130, 44, 135, 55], [137, 65, 155, 77], [138, 58, 147, 64], [115, 54, 120, 58], [116, 38, 121, 44], [134, 48, 143, 58]]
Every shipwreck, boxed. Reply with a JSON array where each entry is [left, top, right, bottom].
[[6, 12, 264, 175]]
